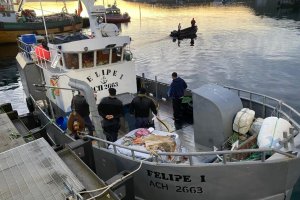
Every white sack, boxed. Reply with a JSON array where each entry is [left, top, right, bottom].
[[257, 117, 292, 149], [233, 108, 255, 135]]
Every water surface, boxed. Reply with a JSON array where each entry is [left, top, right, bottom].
[[1, 0, 300, 112]]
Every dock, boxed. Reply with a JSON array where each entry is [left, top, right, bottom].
[[0, 112, 25, 153], [0, 108, 120, 200]]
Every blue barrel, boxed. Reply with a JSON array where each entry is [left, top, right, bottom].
[[21, 34, 37, 44], [56, 116, 68, 131]]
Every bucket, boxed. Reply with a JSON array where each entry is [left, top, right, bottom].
[[56, 116, 68, 131]]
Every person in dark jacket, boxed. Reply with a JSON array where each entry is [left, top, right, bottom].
[[168, 72, 187, 126], [98, 88, 123, 142], [191, 18, 196, 27], [130, 87, 158, 129], [71, 91, 95, 136]]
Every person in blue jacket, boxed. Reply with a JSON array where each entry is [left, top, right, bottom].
[[168, 72, 187, 126]]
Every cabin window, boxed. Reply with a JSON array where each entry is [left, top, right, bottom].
[[112, 47, 122, 63], [64, 53, 79, 69], [96, 49, 110, 65], [82, 51, 94, 68]]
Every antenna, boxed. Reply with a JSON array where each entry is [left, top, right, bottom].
[[39, 0, 49, 43]]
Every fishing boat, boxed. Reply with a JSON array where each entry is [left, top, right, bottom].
[[0, 0, 83, 44], [170, 25, 197, 39], [15, 0, 300, 199], [105, 1, 130, 23]]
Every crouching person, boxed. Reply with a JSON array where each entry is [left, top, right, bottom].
[[71, 90, 95, 136], [67, 111, 85, 139]]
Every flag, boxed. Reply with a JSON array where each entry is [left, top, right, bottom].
[[77, 0, 83, 16]]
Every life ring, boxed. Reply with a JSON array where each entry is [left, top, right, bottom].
[[26, 97, 35, 113]]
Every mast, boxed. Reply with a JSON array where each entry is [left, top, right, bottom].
[[39, 0, 49, 43], [80, 0, 106, 38], [17, 0, 24, 12]]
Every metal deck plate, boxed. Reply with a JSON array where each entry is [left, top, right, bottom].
[[0, 113, 25, 153], [0, 138, 85, 200]]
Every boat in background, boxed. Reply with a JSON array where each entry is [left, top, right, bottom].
[[0, 0, 83, 43], [170, 25, 197, 39], [105, 0, 130, 23]]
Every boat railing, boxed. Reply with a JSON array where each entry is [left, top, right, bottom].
[[137, 75, 300, 131], [224, 85, 300, 131], [17, 38, 61, 70], [86, 135, 296, 166], [17, 39, 36, 63]]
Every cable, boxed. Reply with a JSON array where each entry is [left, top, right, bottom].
[[82, 156, 150, 200], [78, 149, 160, 198], [145, 95, 171, 132], [153, 115, 170, 132]]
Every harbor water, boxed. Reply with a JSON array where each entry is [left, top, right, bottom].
[[1, 0, 300, 114]]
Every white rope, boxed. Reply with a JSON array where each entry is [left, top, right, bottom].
[[78, 156, 150, 199]]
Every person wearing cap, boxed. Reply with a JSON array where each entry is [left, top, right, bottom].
[[168, 72, 187, 126], [130, 87, 158, 129], [71, 90, 95, 136], [98, 88, 123, 142]]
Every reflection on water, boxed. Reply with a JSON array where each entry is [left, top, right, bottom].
[[0, 43, 18, 60]]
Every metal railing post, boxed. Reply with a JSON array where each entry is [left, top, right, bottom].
[[283, 132, 288, 149], [188, 156, 193, 166], [155, 76, 158, 99], [261, 152, 266, 162], [222, 154, 227, 164], [289, 128, 295, 151], [262, 96, 266, 118]]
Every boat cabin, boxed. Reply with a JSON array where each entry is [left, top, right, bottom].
[[17, 31, 136, 113], [26, 33, 133, 71], [106, 4, 121, 15]]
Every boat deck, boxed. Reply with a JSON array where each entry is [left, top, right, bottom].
[[118, 98, 212, 153]]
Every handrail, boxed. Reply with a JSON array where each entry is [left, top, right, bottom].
[[136, 76, 300, 131], [17, 38, 55, 70], [224, 85, 300, 129], [86, 135, 296, 166], [224, 85, 300, 117]]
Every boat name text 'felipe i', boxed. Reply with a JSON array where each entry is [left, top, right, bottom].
[[86, 69, 124, 92], [147, 170, 206, 194]]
